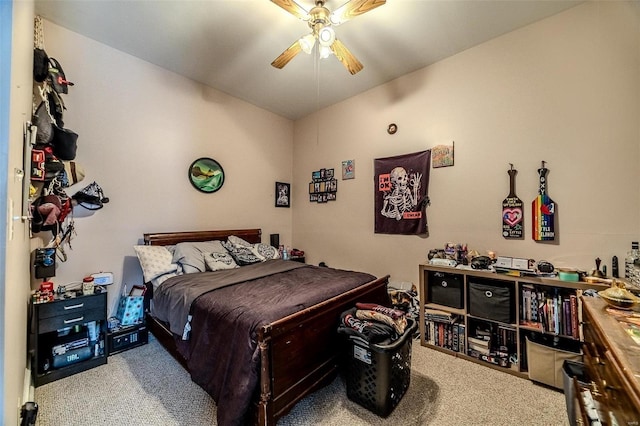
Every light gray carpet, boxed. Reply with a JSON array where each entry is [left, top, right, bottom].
[[34, 335, 568, 425]]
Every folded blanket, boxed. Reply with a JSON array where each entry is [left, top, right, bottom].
[[339, 308, 396, 344], [355, 302, 405, 320], [356, 309, 407, 334]]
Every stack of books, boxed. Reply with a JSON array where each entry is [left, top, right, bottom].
[[467, 325, 513, 368], [467, 336, 490, 355]]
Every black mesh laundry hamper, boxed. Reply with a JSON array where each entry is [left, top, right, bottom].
[[339, 318, 417, 417]]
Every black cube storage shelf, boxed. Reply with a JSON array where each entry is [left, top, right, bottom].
[[467, 279, 515, 324], [427, 270, 464, 309]]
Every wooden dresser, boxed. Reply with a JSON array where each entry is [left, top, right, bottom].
[[579, 297, 640, 425]]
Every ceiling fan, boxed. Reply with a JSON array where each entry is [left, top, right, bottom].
[[270, 0, 386, 75]]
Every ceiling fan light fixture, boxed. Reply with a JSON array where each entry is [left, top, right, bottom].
[[299, 33, 316, 54], [319, 44, 332, 59], [318, 26, 335, 47]]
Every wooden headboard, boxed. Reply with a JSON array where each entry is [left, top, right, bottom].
[[143, 229, 262, 246]]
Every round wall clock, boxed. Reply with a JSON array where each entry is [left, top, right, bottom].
[[188, 157, 225, 193]]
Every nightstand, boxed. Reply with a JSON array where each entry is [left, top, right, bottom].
[[291, 256, 306, 263], [29, 291, 107, 386]]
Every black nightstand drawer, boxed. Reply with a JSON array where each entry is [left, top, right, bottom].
[[37, 294, 106, 319], [39, 308, 106, 334]]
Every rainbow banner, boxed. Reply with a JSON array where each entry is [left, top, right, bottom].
[[532, 162, 556, 241]]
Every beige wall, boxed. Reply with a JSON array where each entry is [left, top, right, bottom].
[[5, 2, 35, 424], [292, 2, 640, 287], [3, 3, 638, 422], [37, 21, 294, 315]]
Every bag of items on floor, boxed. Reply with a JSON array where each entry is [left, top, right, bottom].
[[337, 303, 417, 417]]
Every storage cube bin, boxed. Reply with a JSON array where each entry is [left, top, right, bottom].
[[468, 281, 514, 323], [526, 337, 581, 389], [428, 271, 464, 308], [340, 319, 417, 417]]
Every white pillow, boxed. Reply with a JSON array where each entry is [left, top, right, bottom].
[[172, 240, 227, 273], [133, 245, 179, 282], [252, 243, 280, 260], [204, 251, 239, 271], [227, 235, 253, 248]]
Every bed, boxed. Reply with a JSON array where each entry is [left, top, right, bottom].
[[140, 229, 391, 426]]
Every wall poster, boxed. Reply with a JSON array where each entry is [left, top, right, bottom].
[[374, 150, 431, 235]]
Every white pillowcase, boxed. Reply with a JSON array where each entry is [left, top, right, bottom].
[[252, 243, 280, 260], [133, 245, 179, 282], [172, 240, 228, 274], [227, 235, 253, 248], [204, 251, 239, 271]]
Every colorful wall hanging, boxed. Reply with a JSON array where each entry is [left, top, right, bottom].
[[374, 150, 431, 235], [342, 159, 355, 180], [502, 163, 523, 239], [188, 157, 224, 193], [431, 142, 454, 168], [532, 161, 556, 241], [309, 168, 337, 203]]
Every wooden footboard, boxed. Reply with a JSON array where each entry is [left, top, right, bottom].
[[254, 274, 391, 425]]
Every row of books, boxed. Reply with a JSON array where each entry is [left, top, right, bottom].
[[424, 319, 466, 353], [520, 285, 582, 338]]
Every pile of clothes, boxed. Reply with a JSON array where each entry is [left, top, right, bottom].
[[339, 303, 407, 345]]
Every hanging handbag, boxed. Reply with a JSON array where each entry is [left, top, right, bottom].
[[72, 181, 110, 210], [33, 17, 49, 82], [34, 48, 49, 82], [51, 124, 78, 160], [33, 101, 54, 144]]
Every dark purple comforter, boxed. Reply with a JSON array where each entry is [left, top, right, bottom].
[[156, 260, 377, 426]]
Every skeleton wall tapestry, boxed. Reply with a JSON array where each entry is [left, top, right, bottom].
[[374, 150, 431, 235]]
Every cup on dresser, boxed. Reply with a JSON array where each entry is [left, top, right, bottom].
[[82, 276, 94, 295]]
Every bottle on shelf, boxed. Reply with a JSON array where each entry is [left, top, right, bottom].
[[625, 242, 640, 286]]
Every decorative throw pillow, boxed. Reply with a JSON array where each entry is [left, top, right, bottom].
[[252, 243, 280, 260], [172, 240, 227, 274], [204, 251, 239, 271], [227, 235, 253, 248], [222, 240, 264, 266], [133, 245, 178, 282]]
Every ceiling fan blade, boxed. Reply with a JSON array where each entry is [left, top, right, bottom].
[[271, 0, 309, 20], [331, 0, 386, 25], [330, 38, 363, 75], [271, 40, 303, 69]]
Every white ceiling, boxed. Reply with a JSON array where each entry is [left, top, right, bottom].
[[34, 0, 583, 120]]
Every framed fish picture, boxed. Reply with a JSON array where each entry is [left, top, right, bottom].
[[188, 157, 225, 193]]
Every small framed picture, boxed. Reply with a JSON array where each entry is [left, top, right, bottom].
[[342, 160, 355, 180], [275, 182, 290, 208], [432, 142, 455, 168], [326, 168, 334, 179]]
